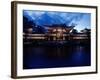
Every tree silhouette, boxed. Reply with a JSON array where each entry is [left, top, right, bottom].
[[71, 29, 78, 34], [23, 16, 36, 33], [81, 28, 90, 34]]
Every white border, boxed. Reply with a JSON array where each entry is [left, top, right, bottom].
[[17, 3, 96, 76]]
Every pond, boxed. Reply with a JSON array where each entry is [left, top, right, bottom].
[[23, 41, 91, 69]]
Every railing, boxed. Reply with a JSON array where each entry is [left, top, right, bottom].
[[23, 33, 90, 40]]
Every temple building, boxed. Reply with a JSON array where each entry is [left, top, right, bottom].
[[23, 24, 90, 42], [44, 24, 74, 41]]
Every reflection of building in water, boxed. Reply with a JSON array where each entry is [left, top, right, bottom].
[[23, 24, 90, 41]]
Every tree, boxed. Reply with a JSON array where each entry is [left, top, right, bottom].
[[23, 16, 36, 33], [81, 28, 91, 34], [81, 28, 91, 38], [71, 29, 78, 34]]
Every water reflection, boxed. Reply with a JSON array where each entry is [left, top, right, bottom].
[[23, 42, 91, 69]]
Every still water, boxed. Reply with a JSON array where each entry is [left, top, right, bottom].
[[23, 42, 91, 69]]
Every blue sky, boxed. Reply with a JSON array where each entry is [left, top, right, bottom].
[[23, 10, 91, 32]]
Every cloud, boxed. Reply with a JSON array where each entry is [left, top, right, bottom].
[[23, 10, 45, 20], [23, 10, 91, 31]]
